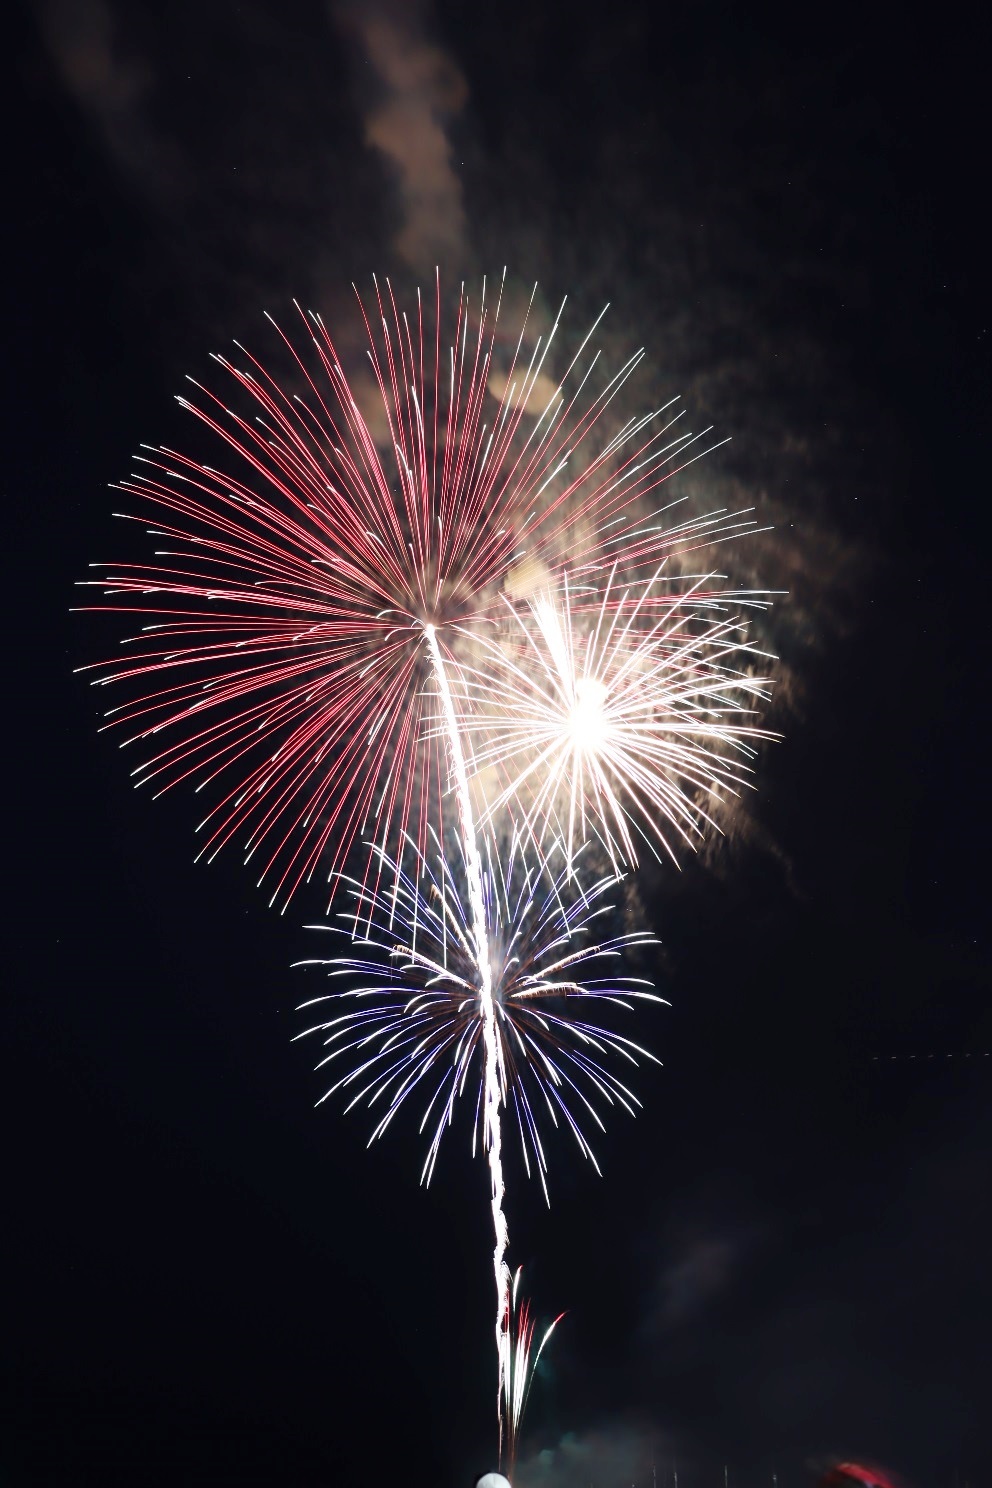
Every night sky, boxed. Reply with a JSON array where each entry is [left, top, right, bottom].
[[8, 2, 990, 1485]]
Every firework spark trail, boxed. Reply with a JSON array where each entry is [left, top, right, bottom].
[[504, 1268, 565, 1477], [422, 622, 512, 1446]]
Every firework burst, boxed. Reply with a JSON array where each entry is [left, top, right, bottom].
[[458, 567, 778, 873], [296, 823, 661, 1465], [78, 274, 731, 909], [79, 274, 779, 1468], [294, 833, 663, 1197]]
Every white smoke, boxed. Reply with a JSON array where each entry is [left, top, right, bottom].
[[332, 0, 469, 270]]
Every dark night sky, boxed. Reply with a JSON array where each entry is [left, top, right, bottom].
[[7, 2, 990, 1485]]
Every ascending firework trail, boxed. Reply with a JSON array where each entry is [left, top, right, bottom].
[[80, 273, 776, 1469], [424, 619, 512, 1447]]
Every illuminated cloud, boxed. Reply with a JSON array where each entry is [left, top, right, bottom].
[[333, 0, 468, 270]]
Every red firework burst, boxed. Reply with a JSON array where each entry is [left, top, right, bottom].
[[78, 273, 733, 907]]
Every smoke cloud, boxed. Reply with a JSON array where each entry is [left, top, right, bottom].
[[514, 1423, 674, 1488], [36, 0, 179, 198], [332, 0, 469, 271]]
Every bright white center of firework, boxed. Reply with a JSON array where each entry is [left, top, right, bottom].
[[568, 677, 610, 752]]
